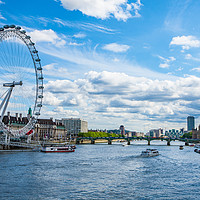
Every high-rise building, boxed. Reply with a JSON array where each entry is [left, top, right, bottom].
[[119, 125, 125, 136], [187, 116, 195, 131]]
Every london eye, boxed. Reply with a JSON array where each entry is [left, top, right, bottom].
[[0, 25, 43, 137]]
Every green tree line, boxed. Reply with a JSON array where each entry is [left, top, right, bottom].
[[181, 132, 192, 139], [78, 131, 119, 138]]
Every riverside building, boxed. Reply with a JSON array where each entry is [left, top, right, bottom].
[[2, 110, 67, 141], [147, 128, 163, 138], [165, 129, 184, 139], [192, 125, 200, 139], [34, 118, 67, 141], [56, 118, 88, 138]]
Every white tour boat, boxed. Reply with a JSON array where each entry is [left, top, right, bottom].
[[41, 144, 75, 153], [140, 149, 159, 157]]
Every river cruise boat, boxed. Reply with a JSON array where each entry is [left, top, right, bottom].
[[140, 149, 159, 157], [41, 144, 75, 153]]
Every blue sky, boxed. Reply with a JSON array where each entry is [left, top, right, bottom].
[[1, 0, 200, 132]]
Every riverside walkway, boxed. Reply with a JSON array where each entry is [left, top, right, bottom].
[[0, 141, 41, 150], [76, 137, 200, 145]]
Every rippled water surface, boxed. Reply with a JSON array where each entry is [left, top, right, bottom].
[[1, 141, 200, 200]]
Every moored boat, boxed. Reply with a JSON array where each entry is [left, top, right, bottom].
[[140, 149, 159, 157]]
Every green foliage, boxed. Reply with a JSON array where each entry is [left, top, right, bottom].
[[181, 132, 192, 139], [78, 131, 119, 138]]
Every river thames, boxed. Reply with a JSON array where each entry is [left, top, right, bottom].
[[0, 141, 200, 200]]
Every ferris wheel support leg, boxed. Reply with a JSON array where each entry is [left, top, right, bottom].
[[27, 135, 31, 143], [4, 133, 7, 145], [0, 87, 13, 121]]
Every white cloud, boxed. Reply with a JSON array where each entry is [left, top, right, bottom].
[[170, 35, 200, 50], [185, 53, 192, 59], [42, 70, 200, 132], [185, 53, 200, 62], [57, 0, 143, 21], [38, 40, 175, 80], [53, 17, 115, 34], [192, 67, 200, 72], [68, 42, 85, 46], [28, 29, 66, 47], [176, 67, 183, 71], [158, 55, 175, 69], [102, 43, 130, 53], [159, 63, 169, 68], [43, 63, 72, 79], [0, 1, 5, 4], [73, 33, 86, 38], [0, 12, 6, 20]]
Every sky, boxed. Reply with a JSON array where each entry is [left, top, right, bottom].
[[1, 0, 200, 132]]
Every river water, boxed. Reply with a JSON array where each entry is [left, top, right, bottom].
[[0, 141, 200, 200]]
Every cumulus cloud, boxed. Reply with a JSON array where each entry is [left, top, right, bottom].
[[43, 71, 200, 125], [170, 35, 200, 50], [28, 29, 66, 47], [102, 43, 130, 53], [57, 0, 143, 21]]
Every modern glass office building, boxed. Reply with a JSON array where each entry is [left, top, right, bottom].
[[187, 116, 195, 131]]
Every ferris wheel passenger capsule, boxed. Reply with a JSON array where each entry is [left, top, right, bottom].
[[3, 25, 9, 29], [15, 26, 21, 30], [21, 30, 26, 34], [10, 25, 16, 28], [38, 76, 44, 80]]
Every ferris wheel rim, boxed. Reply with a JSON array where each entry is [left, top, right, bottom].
[[0, 25, 44, 137]]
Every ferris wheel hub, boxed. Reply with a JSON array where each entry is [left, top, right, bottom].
[[3, 81, 23, 87]]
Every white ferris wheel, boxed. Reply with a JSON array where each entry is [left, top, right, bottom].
[[0, 25, 43, 137]]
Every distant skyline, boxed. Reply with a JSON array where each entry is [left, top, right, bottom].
[[1, 0, 200, 132]]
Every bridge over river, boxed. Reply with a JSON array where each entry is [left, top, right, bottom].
[[76, 137, 200, 146]]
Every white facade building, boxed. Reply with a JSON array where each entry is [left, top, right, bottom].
[[56, 118, 88, 138]]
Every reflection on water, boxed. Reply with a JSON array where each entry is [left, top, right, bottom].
[[0, 141, 200, 200]]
